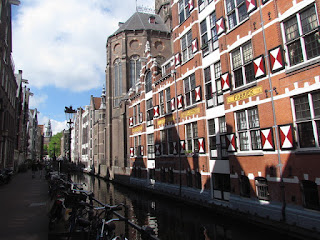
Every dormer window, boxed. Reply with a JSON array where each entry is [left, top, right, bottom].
[[149, 16, 156, 24]]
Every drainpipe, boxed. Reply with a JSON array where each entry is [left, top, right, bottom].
[[258, 1, 286, 221], [172, 69, 182, 197]]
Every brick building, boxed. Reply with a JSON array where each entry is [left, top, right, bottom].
[[126, 0, 320, 232]]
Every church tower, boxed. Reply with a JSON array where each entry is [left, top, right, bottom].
[[45, 119, 53, 138]]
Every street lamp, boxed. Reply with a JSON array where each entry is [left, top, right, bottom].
[[64, 106, 76, 162]]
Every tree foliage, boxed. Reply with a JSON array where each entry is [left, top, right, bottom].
[[48, 132, 63, 158]]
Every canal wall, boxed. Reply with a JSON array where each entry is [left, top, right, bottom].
[[100, 174, 320, 240]]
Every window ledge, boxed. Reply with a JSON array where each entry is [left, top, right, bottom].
[[295, 149, 320, 155], [285, 57, 320, 75], [234, 151, 264, 156], [230, 82, 257, 95]]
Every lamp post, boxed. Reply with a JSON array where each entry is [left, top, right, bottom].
[[64, 106, 76, 162]]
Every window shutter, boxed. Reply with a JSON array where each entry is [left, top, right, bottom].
[[246, 0, 257, 14], [177, 95, 184, 109], [198, 138, 205, 153], [279, 124, 294, 149], [269, 45, 285, 73], [130, 147, 134, 157], [195, 86, 201, 102], [192, 38, 198, 54], [226, 133, 236, 152], [173, 142, 178, 155], [188, 0, 194, 11], [153, 105, 159, 118], [221, 72, 230, 90], [261, 128, 274, 150], [171, 98, 176, 111], [175, 53, 181, 66], [180, 140, 185, 154], [140, 146, 144, 156], [139, 112, 143, 123], [129, 117, 133, 126], [155, 144, 161, 156], [253, 55, 266, 79], [216, 18, 225, 35]]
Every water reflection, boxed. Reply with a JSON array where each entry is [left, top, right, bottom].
[[71, 173, 299, 240]]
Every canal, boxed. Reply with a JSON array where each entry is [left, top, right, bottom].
[[71, 173, 301, 240]]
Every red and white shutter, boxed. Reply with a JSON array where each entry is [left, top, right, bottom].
[[130, 147, 134, 157], [253, 55, 266, 79], [226, 134, 236, 152], [188, 0, 194, 11], [177, 95, 183, 109], [195, 86, 201, 102], [192, 38, 198, 54], [261, 128, 274, 150], [269, 45, 285, 73], [198, 138, 205, 153], [155, 144, 161, 156], [139, 112, 143, 123], [171, 98, 175, 111], [279, 125, 294, 149], [246, 0, 257, 14], [129, 117, 133, 126], [173, 142, 178, 155], [140, 146, 144, 156], [221, 72, 230, 91], [180, 140, 185, 154], [153, 105, 159, 118], [175, 53, 181, 66], [216, 18, 225, 36]]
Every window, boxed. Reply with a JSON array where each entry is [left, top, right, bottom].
[[133, 105, 137, 126], [186, 122, 198, 153], [167, 128, 176, 155], [232, 42, 254, 88], [208, 119, 217, 159], [114, 59, 122, 107], [134, 135, 142, 157], [293, 92, 320, 148], [181, 30, 193, 63], [146, 98, 153, 126], [206, 62, 223, 108], [213, 173, 230, 200], [210, 11, 219, 50], [199, 0, 213, 12], [161, 130, 167, 155], [166, 87, 171, 112], [200, 19, 208, 51], [301, 180, 320, 210], [184, 73, 196, 107], [147, 134, 155, 159], [159, 90, 165, 116], [129, 55, 141, 89], [145, 71, 152, 93], [239, 175, 250, 197], [236, 107, 261, 151], [226, 0, 248, 30], [179, 0, 190, 24], [201, 11, 218, 56], [283, 5, 320, 66], [255, 177, 269, 201]]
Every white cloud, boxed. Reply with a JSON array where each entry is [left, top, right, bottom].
[[12, 0, 145, 92], [29, 93, 48, 109], [39, 114, 66, 135]]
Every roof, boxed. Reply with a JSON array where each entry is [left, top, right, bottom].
[[93, 97, 102, 110], [111, 11, 169, 36]]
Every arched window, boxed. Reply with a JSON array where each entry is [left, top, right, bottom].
[[145, 71, 152, 93], [129, 55, 141, 89], [114, 59, 122, 107]]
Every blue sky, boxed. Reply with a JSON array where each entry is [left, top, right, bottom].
[[11, 0, 154, 134]]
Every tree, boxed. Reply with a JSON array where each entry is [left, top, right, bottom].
[[48, 132, 63, 158]]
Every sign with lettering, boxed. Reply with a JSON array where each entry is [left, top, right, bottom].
[[181, 107, 201, 118], [157, 115, 175, 126], [227, 86, 263, 104], [132, 125, 143, 134]]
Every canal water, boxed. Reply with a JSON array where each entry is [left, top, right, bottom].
[[71, 173, 300, 240]]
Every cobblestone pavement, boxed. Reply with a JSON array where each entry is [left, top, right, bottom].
[[0, 170, 49, 240]]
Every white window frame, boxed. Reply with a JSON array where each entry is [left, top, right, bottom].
[[179, 0, 191, 24], [159, 90, 165, 116], [231, 41, 254, 88], [184, 73, 196, 107], [235, 107, 262, 151], [181, 30, 193, 63], [282, 4, 320, 68], [292, 92, 320, 149], [146, 98, 153, 126], [225, 0, 248, 30], [147, 134, 155, 159], [129, 55, 141, 89], [186, 122, 198, 153]]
